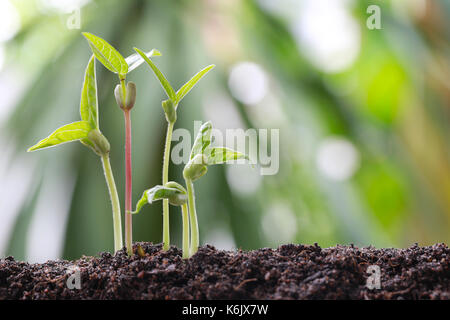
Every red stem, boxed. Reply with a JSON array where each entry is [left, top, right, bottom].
[[124, 110, 133, 255]]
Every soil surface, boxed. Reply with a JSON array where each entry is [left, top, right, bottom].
[[0, 242, 448, 300]]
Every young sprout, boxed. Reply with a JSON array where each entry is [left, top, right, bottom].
[[184, 121, 249, 257], [133, 182, 190, 258], [28, 56, 123, 253], [134, 47, 214, 251], [82, 33, 160, 255]]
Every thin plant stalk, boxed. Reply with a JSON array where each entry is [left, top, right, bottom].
[[101, 154, 123, 252], [181, 203, 190, 259], [117, 79, 135, 256], [185, 178, 199, 256], [162, 121, 174, 251], [123, 109, 133, 255], [115, 79, 136, 256]]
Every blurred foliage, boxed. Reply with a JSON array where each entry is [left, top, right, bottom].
[[0, 0, 449, 261]]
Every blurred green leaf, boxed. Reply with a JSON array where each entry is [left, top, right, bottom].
[[82, 32, 128, 76], [28, 121, 91, 152], [175, 64, 215, 105], [80, 56, 99, 129]]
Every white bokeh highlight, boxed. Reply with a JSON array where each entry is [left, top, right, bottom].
[[228, 62, 268, 105], [291, 0, 360, 73], [0, 1, 20, 43], [204, 228, 236, 251], [38, 0, 91, 13], [25, 163, 76, 263], [262, 202, 298, 245], [0, 46, 4, 71], [226, 164, 262, 196], [203, 92, 245, 132], [0, 140, 35, 256], [316, 137, 360, 181]]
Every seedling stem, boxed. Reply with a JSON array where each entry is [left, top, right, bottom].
[[162, 121, 175, 250], [185, 178, 199, 256], [124, 108, 133, 256], [101, 154, 123, 252], [181, 203, 190, 259]]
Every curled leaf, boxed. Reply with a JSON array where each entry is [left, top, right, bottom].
[[148, 185, 188, 206], [133, 183, 187, 214], [164, 181, 187, 194], [133, 190, 150, 214], [80, 55, 99, 129], [184, 122, 250, 182], [28, 121, 91, 152], [82, 32, 128, 76], [176, 64, 215, 105], [190, 121, 212, 160]]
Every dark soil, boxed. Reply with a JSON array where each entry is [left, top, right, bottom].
[[0, 242, 448, 300]]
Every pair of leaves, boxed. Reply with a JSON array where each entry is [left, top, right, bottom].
[[190, 121, 249, 166], [134, 47, 215, 107], [82, 32, 161, 79], [134, 182, 187, 214], [29, 32, 162, 153], [28, 56, 101, 153]]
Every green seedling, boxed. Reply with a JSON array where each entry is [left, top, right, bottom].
[[134, 47, 214, 251], [28, 56, 124, 253], [82, 33, 160, 255], [133, 182, 190, 258], [183, 121, 248, 257]]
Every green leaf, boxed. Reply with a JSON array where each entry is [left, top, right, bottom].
[[82, 32, 128, 76], [148, 185, 187, 206], [80, 55, 99, 129], [164, 181, 187, 194], [28, 121, 91, 152], [133, 189, 149, 214], [125, 49, 161, 73], [176, 64, 215, 104], [134, 47, 176, 101], [207, 147, 248, 165], [190, 121, 212, 160], [80, 138, 96, 152], [133, 183, 187, 214]]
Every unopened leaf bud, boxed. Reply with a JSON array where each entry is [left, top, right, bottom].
[[162, 99, 177, 123], [88, 129, 110, 155], [114, 84, 124, 109], [183, 154, 208, 181], [125, 82, 136, 110]]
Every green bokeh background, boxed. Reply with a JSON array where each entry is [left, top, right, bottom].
[[1, 0, 449, 261]]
